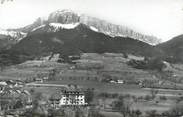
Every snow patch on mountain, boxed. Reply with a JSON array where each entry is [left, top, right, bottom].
[[0, 29, 27, 41], [90, 26, 99, 32], [31, 23, 80, 33], [0, 30, 25, 37], [49, 23, 80, 30]]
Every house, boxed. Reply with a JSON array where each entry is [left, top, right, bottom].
[[117, 80, 124, 84], [50, 90, 87, 108], [43, 76, 49, 80], [60, 90, 87, 106], [0, 87, 32, 111], [110, 80, 124, 84]]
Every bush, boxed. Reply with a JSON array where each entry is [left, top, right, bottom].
[[175, 96, 183, 103], [146, 110, 160, 117], [127, 57, 165, 71], [112, 96, 131, 117], [98, 92, 119, 99], [159, 96, 167, 101], [84, 88, 94, 104], [144, 95, 152, 101]]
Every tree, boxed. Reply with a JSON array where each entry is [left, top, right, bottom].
[[0, 63, 5, 71], [150, 88, 158, 99], [123, 52, 128, 59], [48, 69, 57, 80], [112, 96, 131, 117], [166, 102, 183, 117], [146, 110, 159, 117], [148, 57, 165, 71], [135, 110, 142, 117], [27, 92, 48, 117], [13, 99, 23, 109], [84, 88, 94, 104], [75, 108, 84, 117], [129, 110, 142, 117]]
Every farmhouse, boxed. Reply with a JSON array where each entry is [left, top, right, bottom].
[[50, 90, 87, 108], [117, 80, 124, 84]]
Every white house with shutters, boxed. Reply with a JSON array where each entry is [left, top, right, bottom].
[[59, 90, 87, 106]]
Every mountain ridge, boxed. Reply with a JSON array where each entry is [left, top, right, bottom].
[[10, 23, 160, 56], [9, 9, 161, 45]]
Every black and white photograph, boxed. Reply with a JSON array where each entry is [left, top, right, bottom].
[[0, 0, 183, 117]]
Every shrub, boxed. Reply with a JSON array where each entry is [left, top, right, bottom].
[[127, 57, 165, 71], [144, 95, 152, 101], [159, 96, 167, 101]]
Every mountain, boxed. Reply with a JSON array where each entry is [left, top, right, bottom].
[[157, 34, 183, 62], [9, 23, 159, 58], [11, 9, 161, 45], [0, 9, 162, 65], [29, 23, 80, 35], [0, 29, 26, 50]]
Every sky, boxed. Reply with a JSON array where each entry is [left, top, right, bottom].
[[0, 0, 183, 42]]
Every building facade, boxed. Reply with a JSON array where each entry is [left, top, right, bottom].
[[59, 90, 87, 106]]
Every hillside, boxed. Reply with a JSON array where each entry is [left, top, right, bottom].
[[11, 23, 159, 56], [157, 34, 183, 62]]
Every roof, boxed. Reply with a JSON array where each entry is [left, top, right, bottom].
[[62, 90, 85, 95]]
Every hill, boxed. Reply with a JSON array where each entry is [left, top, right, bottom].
[[157, 34, 183, 62]]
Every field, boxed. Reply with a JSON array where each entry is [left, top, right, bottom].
[[1, 53, 183, 115]]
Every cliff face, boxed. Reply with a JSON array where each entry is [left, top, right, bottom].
[[48, 10, 80, 24], [79, 15, 161, 45], [45, 10, 161, 45]]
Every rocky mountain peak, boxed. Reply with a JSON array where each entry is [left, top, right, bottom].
[[45, 9, 161, 45], [48, 9, 80, 24]]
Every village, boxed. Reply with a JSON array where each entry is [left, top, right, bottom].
[[0, 53, 183, 117], [0, 78, 93, 117], [0, 72, 135, 116], [0, 72, 160, 117]]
